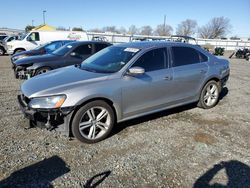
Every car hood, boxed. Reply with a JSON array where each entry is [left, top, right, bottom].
[[12, 49, 42, 58], [21, 66, 110, 98], [14, 54, 59, 66]]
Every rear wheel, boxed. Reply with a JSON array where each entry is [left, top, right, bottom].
[[34, 67, 51, 76], [72, 100, 115, 143], [198, 80, 220, 109]]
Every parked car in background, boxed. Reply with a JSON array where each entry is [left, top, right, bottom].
[[18, 41, 230, 143], [6, 30, 89, 55], [13, 41, 111, 79], [0, 35, 19, 55], [0, 35, 8, 41], [11, 40, 74, 62]]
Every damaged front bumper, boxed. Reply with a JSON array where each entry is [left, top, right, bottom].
[[13, 66, 35, 79], [17, 94, 75, 136]]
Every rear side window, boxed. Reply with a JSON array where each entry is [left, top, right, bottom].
[[95, 43, 109, 52], [172, 46, 200, 67], [73, 44, 92, 56], [132, 48, 167, 72], [199, 51, 208, 62]]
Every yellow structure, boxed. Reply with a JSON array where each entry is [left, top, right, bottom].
[[32, 24, 56, 31]]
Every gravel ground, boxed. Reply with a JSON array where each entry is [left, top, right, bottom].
[[0, 55, 249, 188]]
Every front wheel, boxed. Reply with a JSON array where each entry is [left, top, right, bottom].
[[198, 80, 220, 109], [14, 49, 25, 54], [72, 100, 115, 143], [0, 47, 5, 55]]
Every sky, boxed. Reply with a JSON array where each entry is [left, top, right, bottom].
[[1, 0, 249, 37]]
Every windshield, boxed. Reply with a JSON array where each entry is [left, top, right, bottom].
[[80, 46, 140, 73], [52, 44, 74, 56], [19, 33, 28, 40], [34, 42, 51, 50]]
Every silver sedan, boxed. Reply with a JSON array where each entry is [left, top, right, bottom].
[[18, 41, 230, 143]]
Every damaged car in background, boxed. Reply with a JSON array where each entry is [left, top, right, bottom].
[[18, 41, 230, 144], [12, 41, 111, 79], [11, 40, 74, 62]]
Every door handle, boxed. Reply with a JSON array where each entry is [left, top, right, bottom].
[[200, 70, 207, 74], [164, 76, 172, 80]]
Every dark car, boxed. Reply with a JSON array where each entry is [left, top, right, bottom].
[[13, 41, 111, 79], [0, 35, 8, 41], [11, 40, 74, 62]]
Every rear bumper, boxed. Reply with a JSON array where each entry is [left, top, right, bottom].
[[17, 95, 74, 135]]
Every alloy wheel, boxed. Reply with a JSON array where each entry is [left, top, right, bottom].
[[78, 106, 111, 140]]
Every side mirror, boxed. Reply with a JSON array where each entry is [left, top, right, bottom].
[[128, 66, 145, 76], [27, 37, 32, 41]]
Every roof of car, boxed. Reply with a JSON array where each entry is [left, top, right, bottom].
[[68, 41, 111, 46], [115, 41, 196, 50]]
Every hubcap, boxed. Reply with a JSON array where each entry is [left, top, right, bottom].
[[79, 106, 111, 140], [204, 83, 219, 106]]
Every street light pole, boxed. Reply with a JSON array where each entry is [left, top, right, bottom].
[[43, 10, 47, 25], [32, 20, 34, 26]]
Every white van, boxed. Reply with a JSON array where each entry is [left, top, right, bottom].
[[6, 30, 89, 54]]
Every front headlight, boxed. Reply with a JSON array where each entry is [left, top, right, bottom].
[[29, 95, 66, 109], [13, 55, 27, 61]]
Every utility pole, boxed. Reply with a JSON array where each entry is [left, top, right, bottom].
[[164, 15, 166, 28], [43, 10, 47, 25], [163, 15, 166, 34], [32, 20, 34, 26]]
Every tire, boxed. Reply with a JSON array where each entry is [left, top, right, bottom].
[[198, 80, 221, 109], [34, 67, 52, 76], [72, 100, 115, 143], [0, 47, 5, 56], [14, 49, 25, 54]]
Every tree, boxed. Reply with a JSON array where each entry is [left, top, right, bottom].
[[89, 28, 103, 33], [198, 17, 231, 39], [154, 24, 173, 36], [176, 19, 197, 36], [118, 27, 127, 34], [25, 25, 35, 32], [56, 26, 68, 31], [140, 25, 153, 35], [128, 25, 138, 35], [72, 27, 84, 31], [102, 26, 117, 33]]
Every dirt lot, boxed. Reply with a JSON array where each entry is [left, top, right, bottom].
[[0, 55, 249, 188]]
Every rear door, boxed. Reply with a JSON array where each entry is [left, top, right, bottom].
[[170, 46, 208, 101]]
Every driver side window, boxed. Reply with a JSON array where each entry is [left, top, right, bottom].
[[132, 48, 167, 72]]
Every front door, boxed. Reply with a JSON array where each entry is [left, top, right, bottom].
[[122, 48, 175, 118]]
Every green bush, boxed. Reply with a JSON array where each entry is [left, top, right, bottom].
[[214, 47, 225, 56]]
